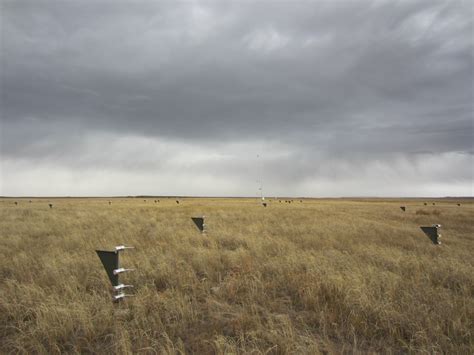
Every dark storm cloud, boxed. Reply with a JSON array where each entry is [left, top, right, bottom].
[[0, 0, 473, 196]]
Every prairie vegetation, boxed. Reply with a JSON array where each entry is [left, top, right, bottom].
[[0, 197, 473, 353]]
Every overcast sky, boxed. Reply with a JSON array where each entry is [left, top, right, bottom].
[[1, 0, 473, 197]]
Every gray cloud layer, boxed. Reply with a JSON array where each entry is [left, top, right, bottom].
[[1, 0, 473, 196]]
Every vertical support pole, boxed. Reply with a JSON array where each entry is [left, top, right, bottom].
[[433, 224, 442, 245]]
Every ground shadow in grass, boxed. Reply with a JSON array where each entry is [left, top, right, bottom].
[[420, 227, 440, 245]]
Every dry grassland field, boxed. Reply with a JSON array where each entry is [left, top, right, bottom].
[[0, 197, 473, 354]]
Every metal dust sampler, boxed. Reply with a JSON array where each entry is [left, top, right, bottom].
[[96, 245, 135, 302], [192, 216, 206, 233], [420, 224, 442, 245]]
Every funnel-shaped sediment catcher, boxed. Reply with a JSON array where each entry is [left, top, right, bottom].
[[192, 217, 206, 233], [96, 246, 135, 301], [96, 250, 119, 286], [420, 225, 442, 245]]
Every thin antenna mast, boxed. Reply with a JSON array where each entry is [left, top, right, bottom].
[[257, 154, 265, 205]]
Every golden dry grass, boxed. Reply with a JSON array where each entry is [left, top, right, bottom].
[[0, 197, 473, 354]]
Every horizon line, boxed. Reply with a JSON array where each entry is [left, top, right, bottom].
[[1, 195, 473, 199]]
